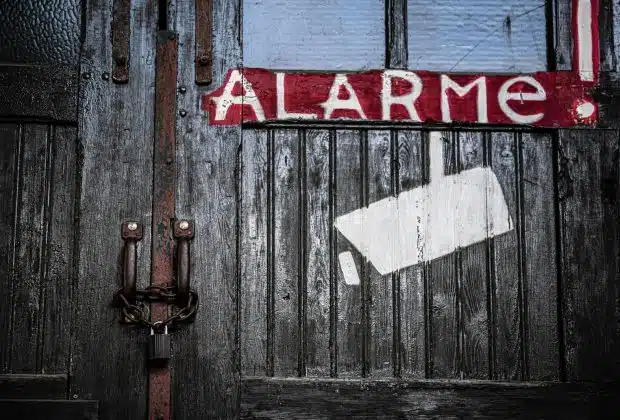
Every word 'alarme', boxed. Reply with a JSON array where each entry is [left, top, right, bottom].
[[202, 69, 597, 127]]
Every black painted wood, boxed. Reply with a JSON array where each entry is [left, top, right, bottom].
[[0, 374, 67, 399], [0, 399, 98, 420], [70, 0, 156, 419], [241, 377, 618, 419], [172, 0, 241, 417], [0, 65, 78, 122]]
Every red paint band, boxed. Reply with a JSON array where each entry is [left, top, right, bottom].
[[202, 0, 599, 128]]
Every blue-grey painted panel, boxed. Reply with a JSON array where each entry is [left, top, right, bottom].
[[243, 0, 385, 70], [408, 0, 547, 72]]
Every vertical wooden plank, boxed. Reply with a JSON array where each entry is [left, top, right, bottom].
[[0, 124, 20, 373], [40, 126, 77, 374], [335, 130, 363, 378], [272, 129, 300, 376], [429, 131, 458, 378], [71, 0, 155, 417], [398, 130, 425, 378], [305, 130, 331, 377], [521, 133, 560, 380], [491, 132, 521, 380], [10, 124, 51, 373], [559, 130, 620, 381], [240, 129, 268, 376], [386, 0, 408, 69], [552, 0, 573, 70], [458, 131, 489, 379], [367, 130, 393, 377], [172, 0, 241, 416]]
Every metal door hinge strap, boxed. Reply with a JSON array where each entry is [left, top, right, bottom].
[[195, 0, 213, 85], [112, 0, 131, 83], [121, 221, 143, 300]]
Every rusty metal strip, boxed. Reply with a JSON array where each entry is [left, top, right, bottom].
[[195, 0, 213, 85], [150, 30, 178, 420], [112, 0, 131, 83]]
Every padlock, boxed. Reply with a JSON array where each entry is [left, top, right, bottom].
[[148, 324, 170, 362]]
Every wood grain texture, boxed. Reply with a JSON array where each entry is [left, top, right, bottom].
[[386, 0, 407, 69], [553, 0, 572, 70], [0, 374, 66, 399], [70, 0, 155, 418], [521, 132, 559, 380], [10, 124, 51, 373], [366, 130, 394, 377], [240, 129, 268, 376], [172, 0, 242, 416], [490, 132, 521, 380], [0, 124, 20, 373], [241, 377, 618, 419], [457, 131, 489, 379], [397, 130, 426, 378], [559, 129, 620, 381], [429, 131, 458, 378], [304, 129, 331, 377], [335, 130, 363, 378]]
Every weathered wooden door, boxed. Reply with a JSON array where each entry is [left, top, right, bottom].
[[1, 0, 618, 419]]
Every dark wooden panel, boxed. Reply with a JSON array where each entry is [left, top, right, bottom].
[[241, 129, 268, 376], [559, 129, 620, 381], [304, 129, 332, 377], [335, 130, 363, 378], [0, 400, 98, 420], [41, 126, 77, 373], [0, 374, 66, 399], [172, 0, 242, 416], [491, 132, 521, 380], [70, 0, 155, 418], [0, 65, 78, 122], [241, 377, 618, 419], [429, 132, 458, 378], [521, 133, 559, 380], [10, 124, 52, 372], [457, 131, 489, 379], [0, 124, 20, 373], [366, 130, 394, 377], [386, 0, 407, 69], [397, 130, 426, 378]]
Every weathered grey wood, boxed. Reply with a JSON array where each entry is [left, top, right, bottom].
[[41, 126, 77, 374], [386, 0, 407, 69], [335, 130, 363, 378], [0, 65, 78, 122], [521, 133, 559, 380], [559, 130, 620, 381], [397, 130, 425, 378], [172, 0, 242, 416], [458, 131, 489, 379], [0, 399, 98, 420], [241, 377, 618, 419], [0, 374, 66, 399], [10, 124, 51, 373], [70, 0, 155, 418], [240, 129, 268, 376], [599, 0, 615, 72], [305, 129, 332, 377], [491, 132, 521, 380], [429, 132, 458, 378], [0, 124, 20, 373], [553, 0, 572, 70], [366, 130, 394, 377]]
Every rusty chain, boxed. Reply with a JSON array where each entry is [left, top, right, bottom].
[[113, 285, 198, 331]]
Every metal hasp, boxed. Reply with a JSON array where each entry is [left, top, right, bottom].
[[195, 0, 213, 84], [112, 0, 131, 83], [120, 221, 143, 300], [173, 220, 195, 303]]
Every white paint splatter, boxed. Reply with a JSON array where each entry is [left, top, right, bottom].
[[338, 251, 360, 285], [334, 132, 513, 275], [576, 100, 595, 119]]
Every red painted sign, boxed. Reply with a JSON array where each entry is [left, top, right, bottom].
[[202, 0, 599, 128]]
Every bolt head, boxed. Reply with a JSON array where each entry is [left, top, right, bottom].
[[179, 109, 187, 117], [102, 72, 110, 80], [82, 72, 91, 80], [127, 222, 138, 231], [179, 220, 190, 230], [178, 86, 187, 94]]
